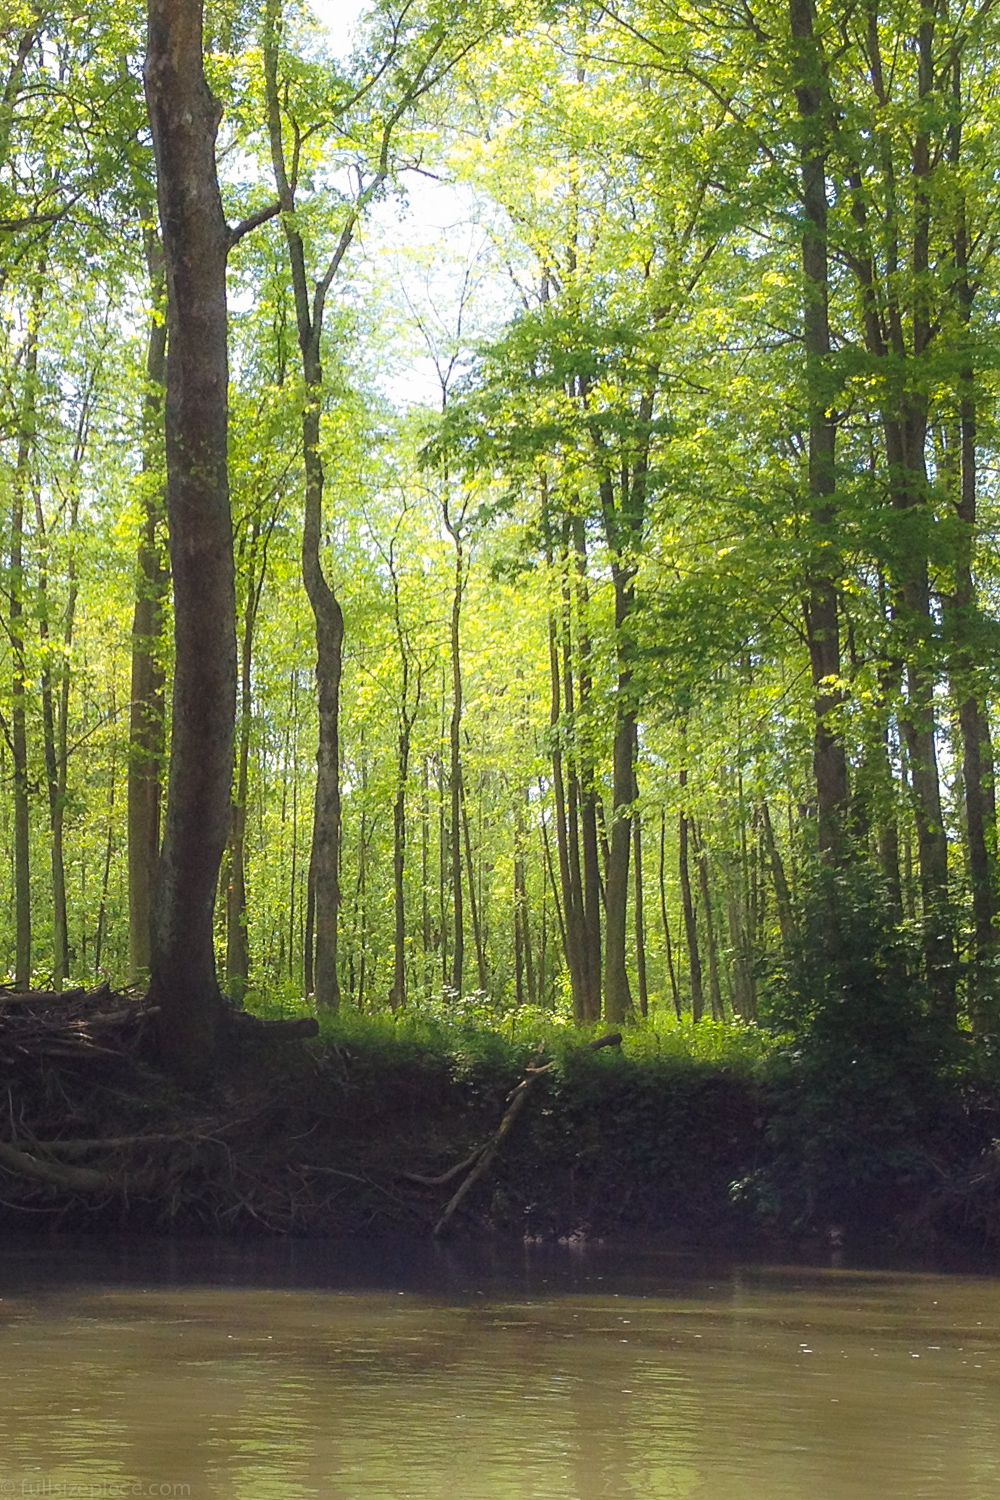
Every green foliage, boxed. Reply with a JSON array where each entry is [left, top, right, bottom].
[[750, 865, 950, 1230]]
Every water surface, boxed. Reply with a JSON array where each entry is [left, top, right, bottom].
[[0, 1239, 997, 1499]]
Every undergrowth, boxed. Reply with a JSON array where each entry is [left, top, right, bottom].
[[244, 986, 773, 1077]]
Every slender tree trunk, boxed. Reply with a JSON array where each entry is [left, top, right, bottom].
[[421, 753, 433, 997], [389, 607, 421, 1007], [600, 580, 637, 1022], [144, 0, 237, 1073], [264, 3, 346, 1007], [390, 736, 409, 1009], [633, 807, 648, 1018], [694, 825, 723, 1020], [35, 472, 75, 989], [9, 285, 42, 989], [571, 512, 603, 1021], [513, 782, 536, 1007], [226, 517, 270, 1001], [544, 495, 595, 1020], [445, 513, 465, 997], [128, 231, 168, 983], [461, 784, 488, 993], [789, 0, 849, 862], [678, 770, 703, 1021], [943, 57, 997, 1029], [760, 801, 796, 947], [849, 9, 955, 1021], [94, 736, 116, 978], [658, 806, 682, 1019]]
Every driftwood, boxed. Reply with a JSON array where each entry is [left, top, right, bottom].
[[418, 1031, 623, 1237]]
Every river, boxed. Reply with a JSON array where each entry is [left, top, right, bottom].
[[0, 1238, 996, 1498]]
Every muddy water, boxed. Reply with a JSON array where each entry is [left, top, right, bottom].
[[0, 1241, 997, 1499]]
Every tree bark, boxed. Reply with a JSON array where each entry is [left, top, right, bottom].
[[144, 0, 236, 1074]]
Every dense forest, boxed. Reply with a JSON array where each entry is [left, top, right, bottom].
[[4, 0, 1000, 1076]]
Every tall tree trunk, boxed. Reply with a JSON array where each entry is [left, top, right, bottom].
[[513, 782, 536, 1007], [144, 0, 237, 1073], [36, 447, 82, 989], [678, 769, 704, 1021], [264, 1, 354, 1007], [94, 732, 116, 978], [789, 0, 849, 862], [544, 492, 598, 1021], [226, 515, 270, 1001], [633, 807, 649, 1019], [658, 807, 682, 1019], [444, 510, 465, 998], [943, 55, 997, 1030], [461, 784, 488, 994], [848, 8, 955, 1021], [388, 576, 420, 1008], [9, 293, 39, 989], [694, 824, 724, 1020], [128, 230, 168, 983], [760, 801, 796, 948]]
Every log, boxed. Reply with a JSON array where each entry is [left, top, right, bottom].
[[0, 1140, 108, 1192]]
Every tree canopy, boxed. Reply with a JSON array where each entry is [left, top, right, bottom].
[[2, 0, 1000, 1068]]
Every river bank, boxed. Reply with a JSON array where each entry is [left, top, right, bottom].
[[0, 986, 997, 1255]]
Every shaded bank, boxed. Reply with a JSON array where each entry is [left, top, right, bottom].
[[0, 986, 998, 1254]]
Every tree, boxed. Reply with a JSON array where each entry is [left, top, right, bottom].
[[143, 0, 275, 1074]]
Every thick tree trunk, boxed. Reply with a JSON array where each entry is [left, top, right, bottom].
[[144, 0, 236, 1073], [128, 232, 167, 983]]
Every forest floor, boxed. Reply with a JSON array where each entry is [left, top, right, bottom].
[[1, 983, 999, 1257]]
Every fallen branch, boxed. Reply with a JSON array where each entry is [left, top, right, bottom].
[[0, 1140, 109, 1192], [431, 1032, 622, 1237]]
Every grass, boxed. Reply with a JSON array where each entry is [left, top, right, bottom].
[[245, 984, 775, 1078]]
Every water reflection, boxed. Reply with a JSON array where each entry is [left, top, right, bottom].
[[0, 1244, 997, 1498]]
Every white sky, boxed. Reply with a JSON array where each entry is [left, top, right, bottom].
[[308, 0, 365, 60], [299, 0, 512, 410]]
